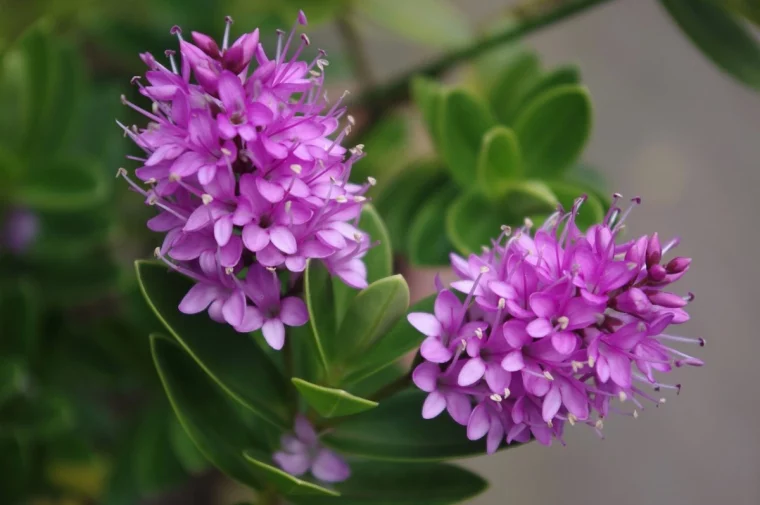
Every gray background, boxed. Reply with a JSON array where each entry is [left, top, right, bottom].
[[368, 1, 759, 504]]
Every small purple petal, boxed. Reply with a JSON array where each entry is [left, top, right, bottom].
[[262, 318, 286, 350], [407, 313, 442, 338], [422, 391, 446, 419], [280, 297, 308, 326], [312, 449, 350, 483]]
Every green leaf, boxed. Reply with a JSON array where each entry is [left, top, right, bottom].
[[356, 0, 472, 48], [242, 451, 340, 497], [446, 183, 558, 254], [477, 126, 522, 198], [332, 204, 393, 322], [290, 461, 488, 505], [376, 160, 449, 254], [0, 279, 39, 359], [342, 295, 435, 388], [547, 181, 606, 229], [325, 390, 501, 461], [514, 65, 581, 117], [410, 77, 445, 147], [489, 51, 542, 125], [133, 407, 186, 494], [660, 0, 760, 90], [136, 261, 291, 429], [291, 378, 377, 418], [407, 185, 459, 266], [514, 85, 592, 178], [16, 157, 108, 211], [0, 438, 31, 503], [169, 415, 210, 475], [305, 260, 336, 374], [329, 276, 410, 370], [151, 334, 269, 490], [439, 90, 496, 187]]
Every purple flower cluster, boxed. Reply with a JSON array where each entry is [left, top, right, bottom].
[[119, 13, 373, 349], [409, 195, 703, 451], [273, 415, 350, 483]]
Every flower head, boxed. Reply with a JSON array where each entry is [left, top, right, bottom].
[[273, 415, 350, 483], [119, 12, 373, 348], [409, 195, 703, 451]]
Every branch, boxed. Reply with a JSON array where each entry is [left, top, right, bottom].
[[355, 0, 616, 117]]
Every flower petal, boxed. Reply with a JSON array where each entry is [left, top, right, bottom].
[[458, 358, 486, 387], [434, 290, 460, 329], [422, 391, 446, 419], [542, 384, 562, 422], [272, 451, 310, 477], [501, 350, 525, 372], [412, 362, 440, 393], [420, 337, 452, 363], [526, 318, 553, 338], [270, 226, 297, 254], [407, 313, 442, 338], [445, 392, 472, 425], [222, 290, 246, 327], [178, 283, 221, 314], [466, 404, 489, 441], [262, 319, 286, 350], [280, 297, 308, 326], [312, 449, 350, 483]]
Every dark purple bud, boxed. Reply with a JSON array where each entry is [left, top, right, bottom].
[[645, 290, 687, 308], [649, 264, 667, 282], [223, 44, 247, 74], [646, 232, 661, 268], [192, 31, 221, 58], [666, 257, 691, 273]]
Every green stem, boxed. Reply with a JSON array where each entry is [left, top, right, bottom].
[[356, 0, 616, 116]]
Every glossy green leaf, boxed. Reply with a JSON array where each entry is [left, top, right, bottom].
[[329, 276, 410, 368], [411, 77, 445, 147], [136, 261, 290, 429], [547, 181, 606, 229], [349, 362, 407, 399], [447, 183, 558, 254], [17, 157, 108, 211], [242, 451, 339, 497], [151, 334, 268, 490], [133, 407, 186, 494], [515, 85, 592, 178], [376, 160, 449, 254], [477, 126, 522, 198], [489, 51, 542, 125], [325, 390, 501, 461], [407, 185, 459, 266], [332, 204, 393, 322], [439, 90, 496, 187], [305, 260, 336, 374], [290, 461, 488, 505], [711, 0, 760, 25], [169, 415, 210, 475], [342, 295, 435, 388], [660, 0, 760, 90], [291, 378, 377, 418], [515, 65, 581, 116], [356, 0, 472, 48]]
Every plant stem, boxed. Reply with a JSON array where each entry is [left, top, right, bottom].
[[336, 13, 375, 91], [356, 0, 616, 117]]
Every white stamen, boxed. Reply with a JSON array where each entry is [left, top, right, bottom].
[[595, 419, 604, 430], [489, 393, 503, 402], [568, 413, 577, 426], [619, 391, 628, 402], [557, 316, 569, 330], [588, 355, 596, 368], [335, 195, 348, 203], [266, 266, 277, 272], [290, 164, 302, 174], [547, 420, 554, 428], [659, 398, 667, 404], [474, 328, 484, 340], [503, 388, 511, 399], [221, 148, 232, 157], [500, 225, 512, 235], [524, 217, 534, 229], [479, 266, 490, 274], [153, 247, 161, 257], [116, 167, 127, 178], [201, 194, 214, 205], [498, 298, 506, 309], [169, 173, 181, 182], [225, 267, 235, 275], [633, 410, 639, 419], [353, 195, 367, 203], [543, 371, 554, 381], [367, 176, 377, 186]]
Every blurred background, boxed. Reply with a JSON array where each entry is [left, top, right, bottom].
[[0, 0, 757, 504]]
